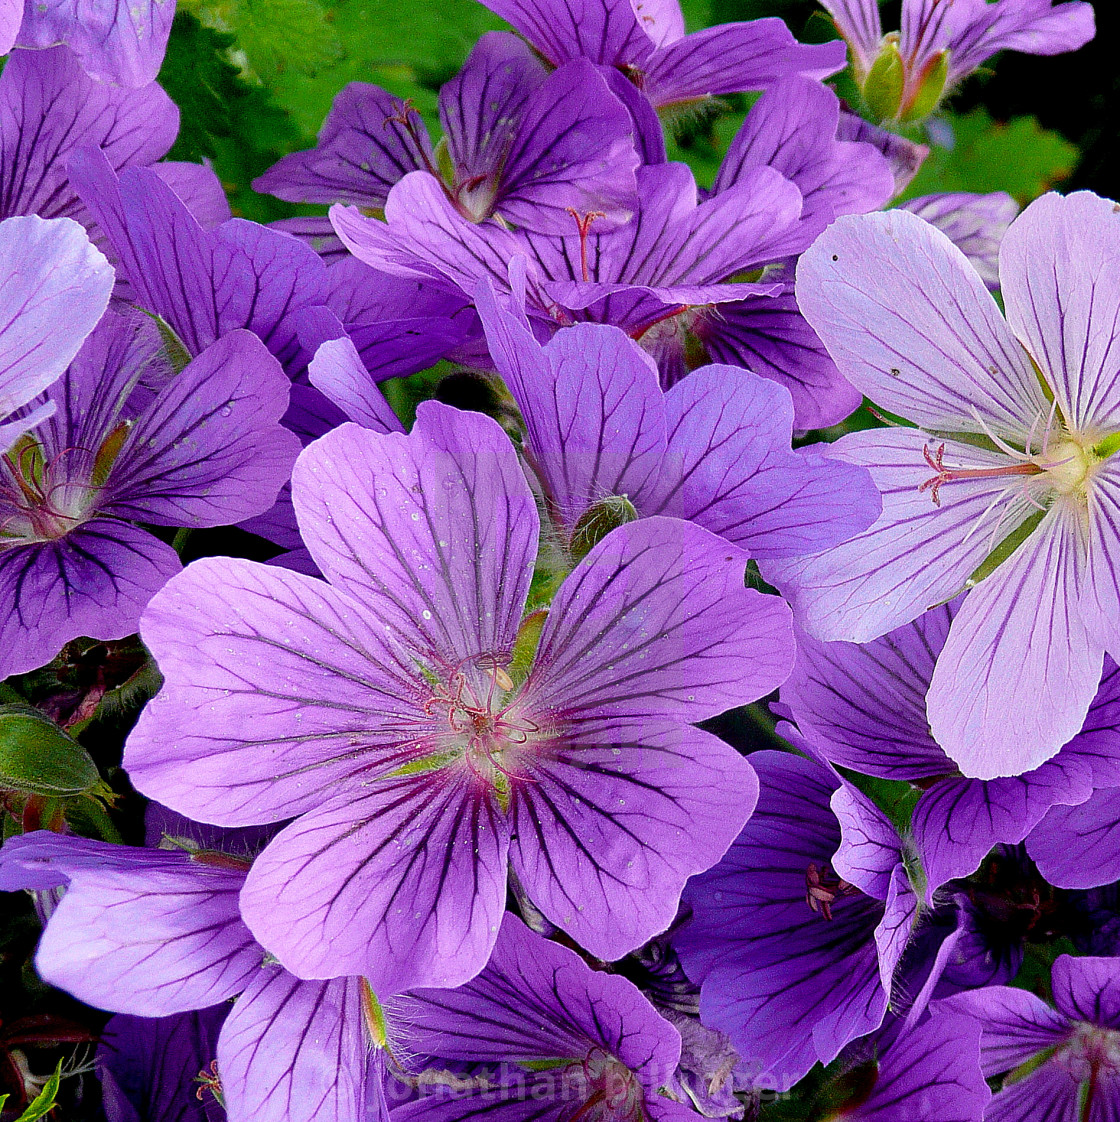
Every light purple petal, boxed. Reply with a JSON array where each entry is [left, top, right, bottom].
[[510, 719, 759, 961], [714, 77, 893, 229], [830, 783, 902, 900], [983, 1062, 1081, 1122], [239, 771, 510, 990], [0, 0, 18, 53], [15, 0, 176, 86], [126, 555, 428, 824], [0, 214, 112, 416], [254, 83, 431, 207], [218, 969, 373, 1122], [307, 336, 404, 432], [476, 284, 666, 530], [293, 404, 537, 669], [928, 505, 1103, 778], [899, 192, 1019, 290], [0, 832, 257, 1017], [999, 191, 1120, 433], [762, 427, 1027, 643], [874, 864, 918, 997], [104, 330, 299, 526], [796, 207, 1049, 440], [1084, 458, 1120, 656], [526, 516, 794, 722], [654, 364, 881, 557], [0, 520, 179, 679], [641, 21, 846, 109], [837, 110, 929, 195]]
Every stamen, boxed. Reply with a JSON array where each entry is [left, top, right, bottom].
[[566, 209, 605, 283], [805, 863, 860, 922], [918, 442, 1042, 507]]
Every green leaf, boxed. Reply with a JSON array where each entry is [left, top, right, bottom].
[[0, 706, 100, 798], [15, 1060, 63, 1122], [899, 108, 1078, 205]]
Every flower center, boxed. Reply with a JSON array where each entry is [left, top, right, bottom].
[[1038, 439, 1093, 495], [1053, 1022, 1120, 1083], [563, 1049, 646, 1122], [805, 862, 861, 922], [0, 437, 100, 546]]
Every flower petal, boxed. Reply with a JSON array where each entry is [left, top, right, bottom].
[[527, 516, 794, 722], [928, 505, 1104, 778], [239, 771, 510, 990], [510, 719, 758, 960], [796, 208, 1048, 439], [292, 403, 537, 669], [1050, 954, 1120, 1029], [1026, 789, 1120, 890], [307, 336, 405, 432]]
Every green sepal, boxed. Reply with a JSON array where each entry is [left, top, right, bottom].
[[434, 136, 454, 187], [569, 494, 639, 561], [862, 38, 905, 123], [900, 49, 950, 123], [150, 312, 193, 374], [1094, 431, 1120, 461], [0, 705, 100, 798], [14, 1060, 63, 1122], [507, 609, 547, 689], [967, 508, 1047, 588]]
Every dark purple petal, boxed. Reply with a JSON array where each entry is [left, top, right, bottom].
[[1051, 954, 1120, 1029], [1027, 790, 1120, 890], [151, 162, 232, 229], [238, 772, 510, 991], [218, 969, 377, 1122], [253, 82, 432, 207], [0, 832, 258, 1017], [526, 516, 794, 722], [103, 330, 299, 527]]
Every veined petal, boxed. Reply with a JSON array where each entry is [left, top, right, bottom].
[[655, 364, 880, 557], [105, 330, 299, 527], [0, 214, 112, 417], [239, 771, 510, 990], [1026, 789, 1120, 890], [254, 83, 432, 207], [292, 403, 537, 669], [126, 556, 427, 825], [796, 208, 1048, 440], [218, 970, 374, 1122], [831, 784, 903, 901], [1082, 458, 1120, 655], [762, 428, 1030, 643], [307, 336, 405, 433], [526, 516, 794, 722], [510, 719, 758, 961], [0, 833, 257, 1017], [819, 1, 882, 77], [999, 191, 1120, 434], [0, 521, 180, 680], [928, 504, 1104, 778], [1051, 955, 1120, 1029]]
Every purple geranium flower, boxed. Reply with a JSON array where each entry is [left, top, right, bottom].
[[674, 749, 921, 1092], [124, 401, 792, 992], [3, 0, 175, 87], [0, 830, 387, 1122], [1028, 786, 1120, 891], [98, 1007, 229, 1122], [476, 280, 880, 557], [392, 912, 693, 1122], [940, 954, 1120, 1120], [0, 213, 113, 452], [779, 601, 1120, 897], [476, 0, 845, 112], [0, 313, 299, 678], [823, 0, 1094, 121], [766, 192, 1120, 779], [256, 31, 639, 235]]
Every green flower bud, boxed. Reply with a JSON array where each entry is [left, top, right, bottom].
[[862, 37, 905, 123], [901, 49, 951, 123], [569, 494, 640, 561], [0, 705, 100, 798]]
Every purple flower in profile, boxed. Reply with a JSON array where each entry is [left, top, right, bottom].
[[0, 831, 386, 1122], [392, 913, 693, 1122], [0, 314, 299, 679], [940, 954, 1120, 1120], [256, 31, 639, 235], [674, 749, 921, 1093], [0, 213, 113, 452], [2, 0, 175, 87], [780, 601, 1120, 897], [823, 0, 1094, 122], [124, 401, 792, 993], [476, 0, 845, 112], [766, 192, 1120, 779], [476, 280, 880, 558]]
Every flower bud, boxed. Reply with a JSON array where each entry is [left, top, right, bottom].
[[570, 494, 640, 561], [0, 705, 100, 798], [901, 49, 950, 123], [862, 38, 905, 123]]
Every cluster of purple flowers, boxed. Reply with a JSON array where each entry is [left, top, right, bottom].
[[0, 0, 1113, 1119]]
